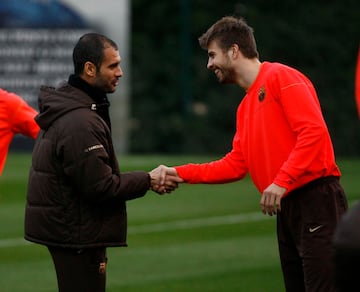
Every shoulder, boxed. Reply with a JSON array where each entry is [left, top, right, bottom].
[[261, 62, 295, 76], [267, 62, 308, 79], [261, 62, 311, 88], [0, 88, 22, 110], [0, 89, 37, 124], [54, 109, 109, 159]]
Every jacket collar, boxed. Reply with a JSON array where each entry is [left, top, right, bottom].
[[68, 74, 111, 130]]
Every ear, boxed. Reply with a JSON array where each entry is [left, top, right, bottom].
[[84, 61, 97, 77], [231, 44, 240, 59]]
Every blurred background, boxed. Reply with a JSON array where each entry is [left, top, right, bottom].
[[2, 0, 360, 157], [0, 2, 359, 290]]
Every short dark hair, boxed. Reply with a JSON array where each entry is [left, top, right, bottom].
[[72, 33, 118, 75], [198, 16, 259, 59]]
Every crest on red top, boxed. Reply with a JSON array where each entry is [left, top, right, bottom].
[[258, 86, 266, 102]]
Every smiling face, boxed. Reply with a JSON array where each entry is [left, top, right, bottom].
[[93, 46, 123, 93], [206, 40, 236, 84]]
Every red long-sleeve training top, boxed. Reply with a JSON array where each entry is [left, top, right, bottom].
[[175, 62, 341, 195], [0, 89, 39, 175]]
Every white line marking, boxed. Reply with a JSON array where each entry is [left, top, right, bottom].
[[0, 238, 32, 248], [129, 212, 271, 234], [0, 212, 272, 248]]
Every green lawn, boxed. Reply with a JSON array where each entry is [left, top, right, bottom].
[[0, 153, 359, 291]]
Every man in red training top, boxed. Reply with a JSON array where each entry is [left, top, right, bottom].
[[155, 16, 348, 292], [0, 88, 39, 175]]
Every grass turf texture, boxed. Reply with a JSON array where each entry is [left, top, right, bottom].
[[0, 153, 359, 291]]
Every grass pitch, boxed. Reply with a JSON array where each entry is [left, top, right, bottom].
[[0, 153, 359, 291]]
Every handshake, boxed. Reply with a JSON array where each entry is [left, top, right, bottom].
[[148, 165, 184, 194]]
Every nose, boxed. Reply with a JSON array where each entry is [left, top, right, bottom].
[[117, 66, 123, 78], [207, 58, 213, 70]]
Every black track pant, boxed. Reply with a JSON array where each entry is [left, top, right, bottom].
[[277, 176, 348, 292], [48, 246, 107, 292]]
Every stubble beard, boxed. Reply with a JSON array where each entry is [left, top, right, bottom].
[[94, 75, 117, 94], [217, 67, 236, 84]]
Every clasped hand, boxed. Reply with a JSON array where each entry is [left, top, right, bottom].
[[148, 165, 183, 194]]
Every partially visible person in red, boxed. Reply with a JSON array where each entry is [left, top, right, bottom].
[[356, 46, 360, 118], [332, 45, 360, 292], [0, 88, 40, 175], [155, 16, 348, 292]]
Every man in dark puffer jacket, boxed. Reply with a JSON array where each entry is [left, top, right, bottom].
[[25, 33, 180, 292]]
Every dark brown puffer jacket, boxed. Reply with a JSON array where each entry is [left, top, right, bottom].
[[25, 83, 150, 248]]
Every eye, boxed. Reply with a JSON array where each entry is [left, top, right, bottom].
[[109, 63, 119, 69]]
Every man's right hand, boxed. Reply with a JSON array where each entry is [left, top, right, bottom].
[[149, 165, 183, 194]]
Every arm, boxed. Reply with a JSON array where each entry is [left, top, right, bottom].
[[6, 90, 40, 139], [174, 134, 248, 184], [272, 69, 333, 190], [260, 68, 332, 215], [59, 115, 150, 202]]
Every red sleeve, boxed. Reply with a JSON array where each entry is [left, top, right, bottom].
[[0, 89, 39, 175], [356, 46, 360, 119], [8, 92, 40, 139], [175, 133, 248, 184], [272, 70, 333, 189]]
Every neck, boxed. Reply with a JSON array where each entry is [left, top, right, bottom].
[[68, 74, 107, 104], [68, 74, 112, 130], [236, 58, 262, 91]]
